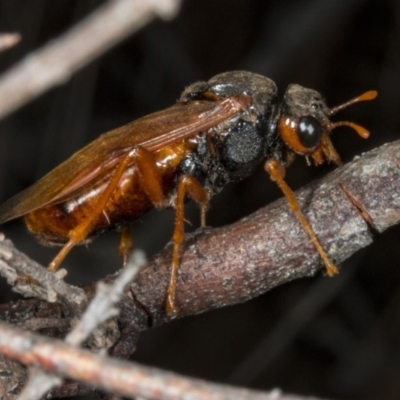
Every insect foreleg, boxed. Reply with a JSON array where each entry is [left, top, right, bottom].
[[264, 159, 338, 277]]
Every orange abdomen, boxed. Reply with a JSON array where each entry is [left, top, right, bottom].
[[25, 142, 194, 245]]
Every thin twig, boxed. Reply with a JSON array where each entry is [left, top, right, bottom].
[[0, 322, 328, 400], [0, 0, 181, 120], [17, 318, 71, 332], [0, 234, 86, 314], [0, 33, 21, 53], [17, 370, 61, 400], [16, 251, 147, 400], [66, 251, 146, 346]]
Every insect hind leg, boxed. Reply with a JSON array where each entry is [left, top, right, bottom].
[[118, 226, 133, 266], [48, 150, 138, 273], [167, 175, 209, 316]]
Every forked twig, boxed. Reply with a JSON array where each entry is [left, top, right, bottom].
[[15, 251, 146, 400]]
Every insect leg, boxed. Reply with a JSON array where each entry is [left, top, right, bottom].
[[118, 226, 133, 266], [167, 175, 209, 315], [114, 146, 167, 268], [48, 150, 137, 272], [130, 148, 209, 314], [134, 146, 165, 207], [264, 159, 338, 276]]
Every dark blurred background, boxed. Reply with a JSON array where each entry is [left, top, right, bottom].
[[0, 0, 400, 399]]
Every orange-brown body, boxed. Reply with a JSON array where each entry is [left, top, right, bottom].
[[0, 71, 376, 314], [25, 140, 196, 245]]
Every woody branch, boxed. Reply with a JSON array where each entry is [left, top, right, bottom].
[[0, 0, 397, 399], [0, 139, 399, 397]]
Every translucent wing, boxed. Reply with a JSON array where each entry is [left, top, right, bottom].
[[0, 97, 244, 223]]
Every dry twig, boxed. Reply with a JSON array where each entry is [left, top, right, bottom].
[[0, 322, 328, 400], [15, 251, 147, 400], [66, 250, 146, 347], [0, 0, 181, 120], [0, 33, 21, 53], [0, 234, 86, 314], [0, 140, 399, 397]]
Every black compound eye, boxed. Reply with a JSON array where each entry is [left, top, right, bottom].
[[298, 116, 323, 148]]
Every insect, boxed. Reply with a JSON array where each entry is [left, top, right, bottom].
[[0, 71, 376, 315]]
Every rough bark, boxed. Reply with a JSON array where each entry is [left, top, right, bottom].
[[0, 139, 399, 398]]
